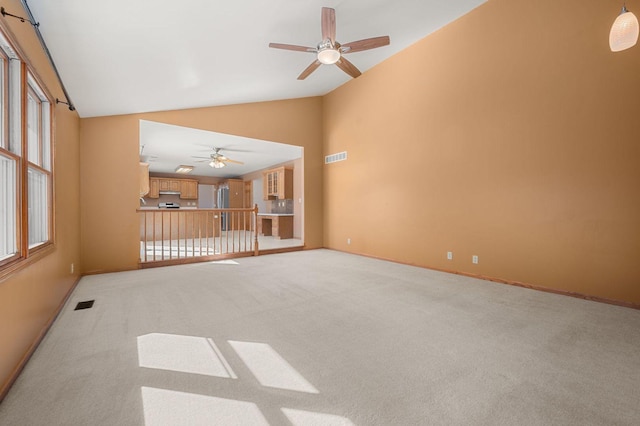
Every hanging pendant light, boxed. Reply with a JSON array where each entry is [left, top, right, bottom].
[[610, 3, 639, 52]]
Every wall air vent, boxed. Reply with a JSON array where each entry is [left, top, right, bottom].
[[325, 151, 347, 164]]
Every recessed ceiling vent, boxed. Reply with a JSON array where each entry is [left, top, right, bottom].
[[325, 151, 347, 164]]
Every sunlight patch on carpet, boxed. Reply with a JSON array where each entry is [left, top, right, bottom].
[[208, 259, 239, 265], [228, 340, 318, 394], [141, 387, 268, 426], [138, 333, 236, 378], [282, 408, 355, 426]]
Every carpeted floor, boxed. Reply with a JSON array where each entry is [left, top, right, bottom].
[[1, 249, 639, 425]]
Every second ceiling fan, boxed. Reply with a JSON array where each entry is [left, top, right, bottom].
[[192, 148, 244, 169], [269, 7, 390, 80]]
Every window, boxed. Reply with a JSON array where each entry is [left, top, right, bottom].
[[0, 153, 17, 260], [0, 28, 54, 273], [0, 48, 7, 147], [26, 74, 52, 248], [0, 36, 17, 263]]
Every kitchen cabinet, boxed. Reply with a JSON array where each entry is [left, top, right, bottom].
[[221, 179, 251, 231], [262, 167, 293, 200], [159, 179, 180, 192], [139, 162, 150, 197], [148, 178, 160, 198], [146, 177, 197, 199], [179, 180, 198, 199], [227, 179, 245, 208], [263, 170, 275, 199], [244, 180, 253, 208]]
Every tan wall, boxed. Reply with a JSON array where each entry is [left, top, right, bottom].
[[323, 0, 640, 304], [0, 0, 81, 396], [80, 97, 323, 274]]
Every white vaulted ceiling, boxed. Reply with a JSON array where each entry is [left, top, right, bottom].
[[139, 120, 303, 177], [23, 0, 487, 177], [25, 0, 487, 118]]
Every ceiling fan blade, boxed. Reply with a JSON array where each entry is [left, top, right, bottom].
[[195, 145, 250, 152], [298, 60, 322, 80], [341, 36, 390, 54], [225, 159, 244, 165], [322, 7, 336, 43], [269, 43, 316, 53], [335, 57, 362, 78]]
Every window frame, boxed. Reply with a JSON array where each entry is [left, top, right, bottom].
[[0, 48, 8, 150], [0, 25, 56, 278], [24, 70, 53, 252], [27, 84, 43, 165], [0, 148, 20, 266]]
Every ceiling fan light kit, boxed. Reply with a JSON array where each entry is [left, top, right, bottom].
[[610, 3, 639, 52], [192, 147, 244, 169], [317, 39, 340, 64], [269, 7, 390, 79], [317, 47, 340, 64]]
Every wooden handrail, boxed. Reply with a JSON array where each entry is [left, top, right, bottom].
[[137, 207, 259, 265]]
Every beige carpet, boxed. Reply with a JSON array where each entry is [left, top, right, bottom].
[[1, 249, 639, 425]]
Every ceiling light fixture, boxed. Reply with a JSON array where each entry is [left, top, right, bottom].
[[317, 40, 340, 64], [610, 2, 639, 52], [209, 160, 226, 169], [175, 165, 194, 174]]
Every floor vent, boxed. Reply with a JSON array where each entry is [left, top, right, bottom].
[[325, 151, 347, 164], [74, 300, 95, 311]]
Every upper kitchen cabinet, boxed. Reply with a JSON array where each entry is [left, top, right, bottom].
[[146, 177, 197, 199], [179, 180, 198, 199], [263, 167, 293, 200], [159, 179, 180, 192], [139, 162, 150, 198], [148, 178, 160, 198]]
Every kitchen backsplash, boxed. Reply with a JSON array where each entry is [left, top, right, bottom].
[[267, 199, 293, 214]]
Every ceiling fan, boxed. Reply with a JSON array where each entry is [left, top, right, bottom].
[[192, 148, 244, 169], [269, 7, 390, 80]]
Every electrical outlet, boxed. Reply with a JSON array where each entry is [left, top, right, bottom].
[[447, 252, 453, 260], [472, 255, 479, 264], [347, 238, 351, 245], [70, 263, 74, 274]]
